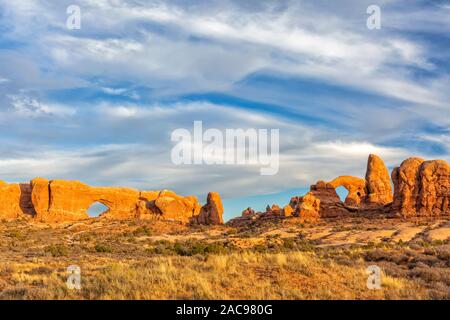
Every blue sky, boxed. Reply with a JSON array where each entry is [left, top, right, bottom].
[[0, 0, 449, 221]]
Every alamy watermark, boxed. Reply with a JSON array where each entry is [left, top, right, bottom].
[[171, 121, 279, 175], [67, 265, 81, 290], [66, 5, 81, 30], [367, 5, 381, 30], [64, 4, 379, 31], [366, 265, 382, 290]]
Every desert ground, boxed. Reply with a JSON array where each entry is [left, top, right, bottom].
[[0, 216, 449, 300]]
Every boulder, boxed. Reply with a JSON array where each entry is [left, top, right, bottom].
[[267, 204, 282, 216], [296, 193, 321, 222], [242, 207, 255, 217], [154, 190, 201, 223], [282, 204, 294, 217]]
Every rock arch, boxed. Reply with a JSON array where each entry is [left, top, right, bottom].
[[328, 176, 366, 207], [32, 180, 141, 222], [86, 201, 110, 217]]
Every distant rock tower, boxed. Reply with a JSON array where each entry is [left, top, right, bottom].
[[365, 154, 393, 206]]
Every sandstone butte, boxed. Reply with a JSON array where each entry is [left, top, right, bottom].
[[230, 154, 449, 225], [0, 178, 223, 225]]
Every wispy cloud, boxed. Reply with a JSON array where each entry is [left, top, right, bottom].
[[8, 95, 76, 117]]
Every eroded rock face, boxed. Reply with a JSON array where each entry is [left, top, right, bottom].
[[242, 207, 255, 217], [229, 154, 448, 226], [307, 181, 351, 218], [0, 181, 23, 221], [197, 192, 224, 225], [13, 178, 222, 224], [294, 193, 321, 222], [391, 157, 425, 217], [418, 160, 449, 216], [32, 180, 141, 222], [282, 205, 294, 217], [328, 176, 366, 207], [153, 190, 201, 223], [31, 178, 50, 217], [391, 158, 449, 217], [365, 154, 393, 206], [288, 181, 351, 221]]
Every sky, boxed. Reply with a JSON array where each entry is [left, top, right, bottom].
[[0, 0, 449, 221]]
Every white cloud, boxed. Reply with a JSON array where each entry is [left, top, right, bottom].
[[8, 95, 76, 117], [3, 0, 446, 107], [0, 100, 434, 199]]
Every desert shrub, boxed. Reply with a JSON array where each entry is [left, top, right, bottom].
[[27, 267, 54, 275], [435, 246, 450, 261], [223, 229, 237, 236], [0, 287, 50, 300], [6, 230, 26, 240], [94, 243, 114, 253], [79, 234, 93, 242], [408, 267, 444, 282], [44, 244, 69, 257], [129, 226, 153, 237], [0, 264, 14, 277]]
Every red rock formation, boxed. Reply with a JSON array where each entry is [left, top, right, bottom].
[[31, 178, 50, 217], [365, 154, 393, 206], [309, 181, 351, 218], [282, 204, 294, 217], [328, 176, 366, 207], [266, 204, 282, 216], [391, 158, 449, 217], [32, 180, 141, 222], [242, 207, 255, 217], [0, 181, 23, 221], [153, 190, 201, 223], [21, 178, 222, 224], [197, 192, 224, 225], [228, 154, 448, 226], [418, 160, 449, 216], [391, 157, 424, 217], [287, 181, 351, 221], [294, 193, 321, 222]]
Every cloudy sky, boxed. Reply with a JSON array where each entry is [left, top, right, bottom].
[[0, 0, 449, 219]]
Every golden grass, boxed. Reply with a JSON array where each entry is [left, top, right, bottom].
[[1, 218, 448, 300], [0, 251, 429, 300]]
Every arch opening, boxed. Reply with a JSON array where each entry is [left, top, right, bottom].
[[335, 186, 349, 203], [87, 201, 109, 218]]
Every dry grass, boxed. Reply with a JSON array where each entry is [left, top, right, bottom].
[[0, 251, 429, 300], [0, 218, 448, 300]]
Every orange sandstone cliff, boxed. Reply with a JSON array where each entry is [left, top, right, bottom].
[[0, 178, 224, 225]]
